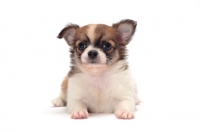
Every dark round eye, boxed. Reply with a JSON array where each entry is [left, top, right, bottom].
[[78, 43, 87, 50], [103, 43, 112, 50]]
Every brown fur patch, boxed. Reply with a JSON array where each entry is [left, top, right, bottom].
[[68, 66, 81, 77], [94, 24, 118, 45], [61, 76, 68, 91], [60, 75, 68, 105], [73, 25, 90, 60], [75, 25, 90, 43]]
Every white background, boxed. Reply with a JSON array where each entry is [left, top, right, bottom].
[[0, 0, 200, 131]]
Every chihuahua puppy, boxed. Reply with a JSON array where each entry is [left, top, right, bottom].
[[52, 19, 140, 119]]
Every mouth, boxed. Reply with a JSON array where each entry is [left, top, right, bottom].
[[83, 61, 106, 66], [88, 60, 99, 64], [85, 58, 101, 65]]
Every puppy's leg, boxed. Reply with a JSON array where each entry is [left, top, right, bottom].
[[67, 80, 88, 119], [52, 76, 68, 107], [68, 101, 88, 119], [115, 100, 135, 119]]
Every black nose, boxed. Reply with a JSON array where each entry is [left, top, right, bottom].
[[88, 50, 98, 59]]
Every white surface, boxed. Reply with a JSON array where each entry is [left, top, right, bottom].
[[0, 0, 200, 132]]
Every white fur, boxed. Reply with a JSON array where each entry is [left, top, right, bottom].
[[67, 60, 139, 115], [52, 98, 65, 107], [52, 91, 66, 107]]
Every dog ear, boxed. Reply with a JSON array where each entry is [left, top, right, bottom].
[[57, 24, 79, 46], [113, 19, 137, 45]]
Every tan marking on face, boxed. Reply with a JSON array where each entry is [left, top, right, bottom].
[[86, 24, 97, 44]]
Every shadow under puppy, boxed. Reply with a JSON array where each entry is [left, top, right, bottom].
[[52, 19, 140, 119]]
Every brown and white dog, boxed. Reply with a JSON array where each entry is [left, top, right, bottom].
[[52, 19, 140, 119]]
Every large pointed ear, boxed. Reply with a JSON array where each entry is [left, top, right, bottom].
[[113, 19, 137, 45], [57, 24, 79, 46]]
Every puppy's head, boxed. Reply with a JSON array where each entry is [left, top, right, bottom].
[[58, 19, 137, 74]]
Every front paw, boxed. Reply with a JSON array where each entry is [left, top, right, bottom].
[[71, 109, 89, 119], [115, 109, 134, 119]]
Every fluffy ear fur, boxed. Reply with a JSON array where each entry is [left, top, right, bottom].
[[57, 24, 79, 45], [113, 19, 137, 45]]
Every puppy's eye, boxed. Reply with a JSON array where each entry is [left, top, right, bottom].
[[78, 43, 87, 50], [103, 43, 112, 51]]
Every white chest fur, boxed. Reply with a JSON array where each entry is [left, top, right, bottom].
[[67, 61, 137, 113]]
